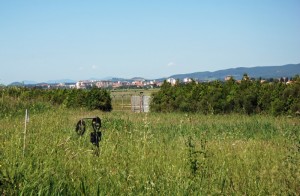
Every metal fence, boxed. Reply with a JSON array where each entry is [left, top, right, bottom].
[[131, 95, 151, 113], [111, 94, 151, 112], [111, 94, 132, 111]]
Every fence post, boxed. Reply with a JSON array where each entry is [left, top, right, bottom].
[[139, 92, 144, 112], [23, 109, 29, 157], [121, 94, 124, 110]]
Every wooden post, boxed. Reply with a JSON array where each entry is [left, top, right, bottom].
[[112, 95, 116, 109], [23, 109, 29, 157], [121, 95, 124, 110], [140, 92, 144, 112]]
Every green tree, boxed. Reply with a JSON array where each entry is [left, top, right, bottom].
[[86, 87, 112, 111]]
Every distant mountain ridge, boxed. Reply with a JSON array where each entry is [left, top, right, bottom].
[[46, 79, 76, 84], [6, 63, 300, 86], [169, 63, 300, 81]]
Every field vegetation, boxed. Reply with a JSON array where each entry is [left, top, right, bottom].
[[0, 87, 112, 118], [1, 77, 300, 194], [151, 74, 300, 116], [1, 111, 300, 194]]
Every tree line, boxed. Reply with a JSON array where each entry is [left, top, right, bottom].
[[0, 87, 112, 117], [150, 74, 300, 116]]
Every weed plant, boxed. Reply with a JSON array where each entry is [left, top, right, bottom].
[[1, 109, 299, 194]]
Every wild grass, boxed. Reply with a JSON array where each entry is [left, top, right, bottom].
[[1, 109, 299, 195]]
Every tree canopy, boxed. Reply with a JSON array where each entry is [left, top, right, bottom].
[[150, 76, 300, 116]]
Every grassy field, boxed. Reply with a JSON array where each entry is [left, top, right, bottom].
[[1, 108, 300, 195]]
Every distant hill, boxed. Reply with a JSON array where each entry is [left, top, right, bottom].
[[8, 79, 76, 86], [131, 77, 145, 80], [7, 80, 37, 86], [8, 82, 24, 86], [110, 77, 129, 82], [6, 63, 300, 86], [46, 79, 76, 84], [169, 63, 300, 81], [23, 80, 38, 85]]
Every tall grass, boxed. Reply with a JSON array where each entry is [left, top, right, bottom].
[[0, 94, 51, 118], [1, 109, 299, 194]]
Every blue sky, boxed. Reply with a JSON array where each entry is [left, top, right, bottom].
[[0, 0, 300, 84]]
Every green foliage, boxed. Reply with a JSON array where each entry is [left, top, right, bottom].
[[271, 98, 285, 116], [1, 110, 299, 194], [151, 75, 300, 116], [0, 87, 112, 118], [63, 89, 87, 108], [86, 87, 112, 111]]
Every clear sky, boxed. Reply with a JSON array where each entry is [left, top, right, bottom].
[[1, 0, 300, 84]]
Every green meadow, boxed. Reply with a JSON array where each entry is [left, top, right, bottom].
[[1, 108, 299, 195]]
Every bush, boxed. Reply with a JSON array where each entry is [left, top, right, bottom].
[[0, 87, 112, 118], [86, 88, 112, 111], [150, 75, 300, 116]]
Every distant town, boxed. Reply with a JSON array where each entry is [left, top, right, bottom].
[[3, 74, 296, 90], [5, 77, 194, 89], [2, 63, 299, 89]]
